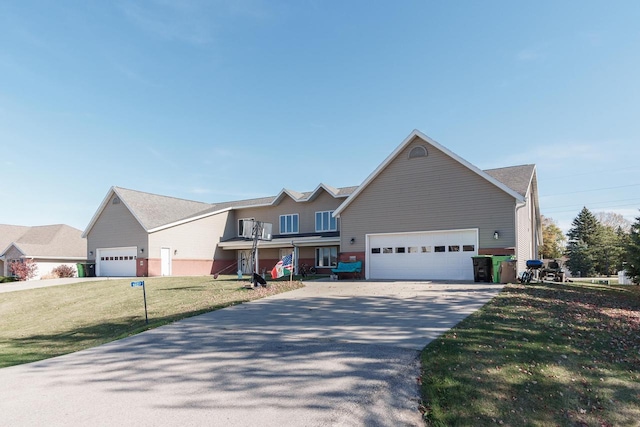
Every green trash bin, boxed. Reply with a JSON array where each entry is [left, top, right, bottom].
[[76, 263, 85, 278], [491, 255, 514, 283]]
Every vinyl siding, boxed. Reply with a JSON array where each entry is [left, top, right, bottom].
[[340, 137, 517, 252], [148, 211, 231, 260], [86, 195, 148, 260], [232, 189, 344, 236], [516, 196, 533, 273]]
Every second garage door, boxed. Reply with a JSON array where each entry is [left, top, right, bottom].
[[367, 229, 478, 280], [97, 247, 137, 277]]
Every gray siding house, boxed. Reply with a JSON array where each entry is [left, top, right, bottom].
[[82, 129, 541, 280]]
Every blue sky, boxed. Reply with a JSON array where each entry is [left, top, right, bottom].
[[1, 1, 639, 233]]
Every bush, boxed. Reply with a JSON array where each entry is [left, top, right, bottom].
[[9, 259, 38, 281], [0, 276, 19, 283], [52, 265, 76, 278]]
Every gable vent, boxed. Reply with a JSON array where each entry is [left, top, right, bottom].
[[112, 197, 120, 205], [408, 146, 428, 159]]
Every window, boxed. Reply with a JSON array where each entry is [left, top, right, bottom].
[[371, 248, 381, 254], [448, 245, 460, 252], [434, 246, 446, 253], [383, 247, 393, 254], [316, 247, 337, 267], [395, 247, 406, 253], [463, 245, 475, 252], [421, 246, 432, 253], [408, 146, 428, 159], [315, 211, 337, 232], [238, 218, 255, 237], [280, 214, 299, 234], [408, 247, 418, 253]]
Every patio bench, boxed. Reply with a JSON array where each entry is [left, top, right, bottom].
[[331, 261, 362, 279]]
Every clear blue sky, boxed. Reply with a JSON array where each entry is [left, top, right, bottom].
[[1, 1, 639, 233]]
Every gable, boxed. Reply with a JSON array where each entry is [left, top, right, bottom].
[[343, 136, 516, 219], [334, 130, 525, 217]]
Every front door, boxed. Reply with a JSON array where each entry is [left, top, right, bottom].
[[161, 247, 171, 276], [238, 250, 252, 275]]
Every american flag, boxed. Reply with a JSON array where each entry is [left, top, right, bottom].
[[281, 253, 293, 269]]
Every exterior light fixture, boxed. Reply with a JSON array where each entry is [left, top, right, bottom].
[[350, 238, 355, 244], [493, 231, 499, 240]]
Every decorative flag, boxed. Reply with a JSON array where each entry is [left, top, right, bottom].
[[271, 253, 293, 279]]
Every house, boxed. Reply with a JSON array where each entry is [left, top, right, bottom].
[[83, 129, 541, 280], [82, 184, 355, 277], [0, 224, 87, 279], [334, 130, 541, 280]]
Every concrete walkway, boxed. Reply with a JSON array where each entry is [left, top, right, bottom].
[[0, 280, 504, 426], [0, 277, 117, 293]]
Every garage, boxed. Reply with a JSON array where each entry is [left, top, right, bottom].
[[366, 229, 478, 280], [97, 247, 137, 277]]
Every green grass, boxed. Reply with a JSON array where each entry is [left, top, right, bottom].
[[0, 276, 303, 368], [420, 282, 640, 427]]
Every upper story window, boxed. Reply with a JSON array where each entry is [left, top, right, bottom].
[[315, 211, 337, 232], [279, 214, 299, 234]]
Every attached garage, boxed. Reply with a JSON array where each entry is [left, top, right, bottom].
[[366, 229, 478, 280], [97, 247, 137, 277]]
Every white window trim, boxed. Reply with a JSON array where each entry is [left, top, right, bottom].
[[315, 246, 338, 268], [315, 210, 337, 232], [279, 214, 299, 235]]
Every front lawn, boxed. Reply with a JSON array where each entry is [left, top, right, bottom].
[[420, 282, 640, 426], [0, 276, 303, 368]]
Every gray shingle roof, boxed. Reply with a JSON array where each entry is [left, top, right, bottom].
[[0, 224, 30, 254], [114, 187, 213, 230], [111, 185, 357, 231], [1, 224, 86, 258], [484, 164, 535, 197]]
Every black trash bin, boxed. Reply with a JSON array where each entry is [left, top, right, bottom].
[[472, 256, 493, 282], [86, 263, 96, 277]]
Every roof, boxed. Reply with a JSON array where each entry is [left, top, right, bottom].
[[1, 224, 86, 259], [84, 184, 358, 236], [484, 164, 536, 198], [0, 224, 30, 255], [114, 187, 213, 231], [334, 130, 530, 217]]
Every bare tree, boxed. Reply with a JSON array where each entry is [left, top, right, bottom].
[[595, 212, 631, 232]]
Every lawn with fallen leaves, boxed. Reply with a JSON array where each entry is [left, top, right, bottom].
[[420, 281, 640, 426], [0, 276, 303, 368]]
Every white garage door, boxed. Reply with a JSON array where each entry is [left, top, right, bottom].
[[367, 229, 478, 280], [97, 247, 137, 277]]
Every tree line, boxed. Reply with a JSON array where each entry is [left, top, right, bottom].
[[541, 208, 640, 284]]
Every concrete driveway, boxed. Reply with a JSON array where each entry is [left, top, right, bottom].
[[0, 280, 503, 426]]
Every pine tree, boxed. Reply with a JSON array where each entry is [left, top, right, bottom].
[[566, 207, 599, 277], [626, 213, 640, 284]]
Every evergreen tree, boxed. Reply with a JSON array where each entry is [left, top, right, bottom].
[[626, 213, 640, 284], [566, 207, 599, 277]]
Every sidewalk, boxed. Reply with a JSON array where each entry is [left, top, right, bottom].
[[0, 277, 120, 293]]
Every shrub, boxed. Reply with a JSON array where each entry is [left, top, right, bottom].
[[52, 264, 76, 278], [9, 259, 38, 281]]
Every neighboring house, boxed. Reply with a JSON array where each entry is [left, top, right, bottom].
[[83, 129, 541, 280], [0, 224, 87, 279]]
